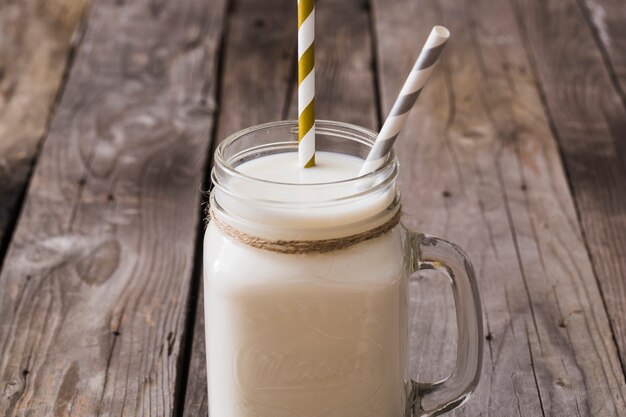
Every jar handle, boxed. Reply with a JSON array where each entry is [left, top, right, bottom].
[[403, 227, 483, 416]]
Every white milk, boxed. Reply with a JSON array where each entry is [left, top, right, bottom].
[[204, 151, 407, 417]]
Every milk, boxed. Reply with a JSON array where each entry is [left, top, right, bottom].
[[204, 151, 407, 417], [236, 150, 364, 183]]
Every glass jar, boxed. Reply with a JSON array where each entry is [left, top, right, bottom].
[[204, 120, 483, 417]]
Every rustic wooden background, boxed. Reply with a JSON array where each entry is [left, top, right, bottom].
[[0, 0, 625, 415]]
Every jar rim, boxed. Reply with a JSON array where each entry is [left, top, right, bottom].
[[210, 120, 400, 240], [214, 119, 397, 188]]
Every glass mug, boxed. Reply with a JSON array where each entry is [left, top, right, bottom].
[[204, 120, 483, 416]]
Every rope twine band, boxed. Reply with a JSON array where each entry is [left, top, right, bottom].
[[208, 207, 401, 255]]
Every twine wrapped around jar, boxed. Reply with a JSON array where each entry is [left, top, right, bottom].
[[207, 207, 402, 255]]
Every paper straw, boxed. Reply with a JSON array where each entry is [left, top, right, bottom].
[[298, 0, 316, 168], [359, 26, 450, 176]]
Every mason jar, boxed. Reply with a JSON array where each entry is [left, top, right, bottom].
[[204, 120, 483, 417]]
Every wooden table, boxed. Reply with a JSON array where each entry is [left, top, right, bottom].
[[1, 0, 625, 415]]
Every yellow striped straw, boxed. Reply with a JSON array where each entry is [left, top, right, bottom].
[[298, 0, 315, 167]]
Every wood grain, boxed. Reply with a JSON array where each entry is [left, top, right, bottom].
[[0, 0, 227, 415], [0, 0, 88, 255], [579, 0, 626, 96], [182, 0, 378, 415], [371, 0, 626, 415], [512, 0, 626, 373], [213, 0, 296, 142]]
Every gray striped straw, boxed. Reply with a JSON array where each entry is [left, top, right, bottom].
[[359, 26, 450, 176]]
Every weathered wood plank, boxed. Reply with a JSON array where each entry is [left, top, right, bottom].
[[213, 0, 296, 142], [579, 0, 626, 95], [0, 0, 227, 415], [182, 0, 378, 414], [0, 0, 88, 255], [513, 0, 626, 373], [372, 0, 626, 415]]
